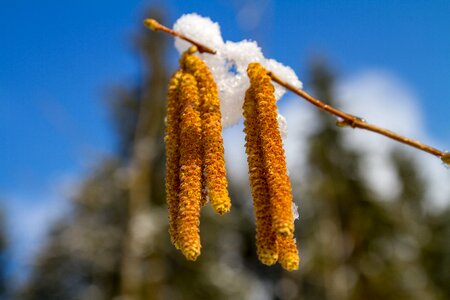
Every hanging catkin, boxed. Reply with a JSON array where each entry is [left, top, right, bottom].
[[244, 62, 299, 271], [165, 70, 183, 249], [183, 53, 231, 215], [177, 71, 203, 261], [164, 49, 298, 270], [247, 63, 295, 238], [164, 47, 230, 261], [277, 235, 299, 271], [243, 87, 278, 265]]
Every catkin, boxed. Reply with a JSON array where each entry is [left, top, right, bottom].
[[165, 70, 183, 249], [164, 49, 298, 269], [277, 236, 300, 271], [243, 62, 299, 271], [183, 53, 231, 215], [243, 87, 278, 265], [177, 72, 203, 261], [247, 63, 295, 237]]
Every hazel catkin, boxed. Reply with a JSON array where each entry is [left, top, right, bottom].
[[164, 50, 298, 270], [165, 48, 231, 261], [176, 72, 203, 261], [243, 62, 300, 271], [277, 235, 300, 271], [243, 87, 278, 265], [165, 70, 183, 249], [183, 53, 231, 215], [247, 63, 295, 238]]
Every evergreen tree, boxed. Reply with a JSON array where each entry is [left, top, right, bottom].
[[18, 161, 127, 300], [291, 60, 435, 300], [420, 207, 450, 299]]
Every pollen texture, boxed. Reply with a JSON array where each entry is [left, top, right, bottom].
[[278, 236, 300, 271], [248, 63, 294, 237], [243, 62, 300, 271], [165, 70, 183, 249], [163, 52, 298, 269], [177, 72, 203, 261], [243, 87, 278, 265], [164, 48, 232, 261], [184, 53, 231, 215]]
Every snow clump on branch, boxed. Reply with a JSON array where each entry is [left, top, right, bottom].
[[173, 13, 302, 135]]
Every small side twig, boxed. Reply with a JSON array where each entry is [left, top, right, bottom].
[[144, 18, 449, 165]]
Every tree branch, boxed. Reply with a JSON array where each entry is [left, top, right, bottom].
[[144, 18, 450, 165]]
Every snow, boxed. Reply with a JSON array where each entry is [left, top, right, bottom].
[[173, 13, 302, 129], [292, 202, 299, 221]]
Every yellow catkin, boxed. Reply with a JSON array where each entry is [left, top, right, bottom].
[[277, 236, 300, 271], [247, 63, 295, 237], [165, 70, 183, 249], [243, 87, 278, 265], [177, 72, 203, 261], [183, 52, 231, 215]]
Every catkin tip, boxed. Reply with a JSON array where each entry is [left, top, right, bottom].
[[258, 250, 278, 266], [278, 237, 300, 271], [215, 205, 231, 215], [210, 193, 231, 215], [182, 246, 201, 261], [256, 228, 279, 266], [281, 256, 300, 271]]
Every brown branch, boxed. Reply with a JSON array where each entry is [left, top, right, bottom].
[[144, 19, 216, 54], [144, 18, 450, 165], [268, 72, 445, 158]]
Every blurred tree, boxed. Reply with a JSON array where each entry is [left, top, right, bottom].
[[289, 60, 436, 300], [17, 161, 127, 300], [118, 7, 169, 298], [420, 207, 450, 299]]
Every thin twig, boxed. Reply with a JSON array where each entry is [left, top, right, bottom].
[[144, 18, 449, 165], [268, 72, 445, 158], [144, 19, 216, 54]]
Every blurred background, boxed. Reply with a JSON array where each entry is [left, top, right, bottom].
[[1, 0, 450, 299]]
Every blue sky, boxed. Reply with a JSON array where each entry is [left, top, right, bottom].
[[1, 0, 449, 281]]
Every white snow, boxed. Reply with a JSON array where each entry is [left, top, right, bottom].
[[173, 13, 302, 128], [292, 202, 299, 221]]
